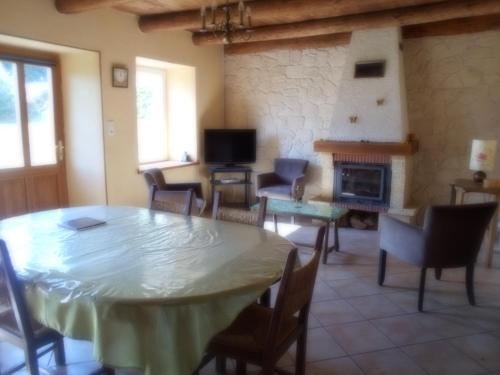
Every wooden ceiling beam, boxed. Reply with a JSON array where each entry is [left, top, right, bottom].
[[55, 0, 128, 14], [193, 0, 500, 46], [224, 33, 352, 55], [139, 0, 445, 33], [403, 13, 500, 39], [224, 14, 500, 55]]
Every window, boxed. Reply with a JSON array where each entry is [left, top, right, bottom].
[[136, 67, 168, 164], [135, 57, 197, 169]]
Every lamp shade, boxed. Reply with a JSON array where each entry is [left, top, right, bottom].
[[469, 139, 497, 172]]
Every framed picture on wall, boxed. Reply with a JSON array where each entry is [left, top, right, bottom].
[[112, 65, 128, 88]]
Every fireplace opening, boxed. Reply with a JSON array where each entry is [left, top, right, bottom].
[[334, 162, 391, 207]]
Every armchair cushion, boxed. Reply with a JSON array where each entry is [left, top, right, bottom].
[[274, 158, 309, 185], [257, 172, 283, 189], [257, 185, 292, 199], [379, 214, 425, 266]]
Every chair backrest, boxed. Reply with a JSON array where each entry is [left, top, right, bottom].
[[264, 226, 326, 353], [143, 168, 167, 190], [212, 191, 267, 228], [274, 158, 309, 185], [423, 202, 498, 267], [150, 187, 195, 216], [0, 240, 35, 342]]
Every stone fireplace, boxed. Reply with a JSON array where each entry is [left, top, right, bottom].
[[313, 27, 417, 220]]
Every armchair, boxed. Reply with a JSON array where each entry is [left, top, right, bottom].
[[256, 158, 309, 200], [379, 202, 497, 311]]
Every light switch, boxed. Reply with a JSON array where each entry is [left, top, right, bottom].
[[106, 120, 116, 136]]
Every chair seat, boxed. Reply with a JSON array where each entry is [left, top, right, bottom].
[[209, 303, 298, 359], [257, 185, 292, 198], [0, 309, 58, 343]]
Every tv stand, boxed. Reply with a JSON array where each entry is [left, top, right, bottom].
[[209, 166, 253, 209]]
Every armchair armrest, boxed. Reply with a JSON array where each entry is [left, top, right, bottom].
[[379, 215, 425, 266], [291, 174, 306, 200], [257, 172, 282, 189]]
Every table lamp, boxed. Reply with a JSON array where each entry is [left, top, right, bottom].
[[469, 139, 497, 183]]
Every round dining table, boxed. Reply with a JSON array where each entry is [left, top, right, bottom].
[[0, 206, 293, 375]]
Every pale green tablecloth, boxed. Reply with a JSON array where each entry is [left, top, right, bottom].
[[0, 206, 292, 375]]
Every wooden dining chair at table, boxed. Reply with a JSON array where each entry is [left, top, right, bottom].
[[150, 186, 196, 216], [212, 191, 267, 227], [212, 192, 270, 304], [196, 225, 326, 375], [0, 239, 66, 375]]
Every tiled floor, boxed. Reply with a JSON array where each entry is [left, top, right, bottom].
[[1, 227, 500, 375]]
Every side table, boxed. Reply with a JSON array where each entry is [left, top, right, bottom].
[[450, 179, 500, 267]]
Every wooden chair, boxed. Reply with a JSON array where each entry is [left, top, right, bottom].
[[379, 202, 497, 311], [0, 240, 66, 375], [150, 186, 196, 216], [199, 225, 326, 375], [212, 191, 267, 227], [144, 168, 206, 215]]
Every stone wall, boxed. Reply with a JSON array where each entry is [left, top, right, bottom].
[[225, 47, 347, 198], [405, 31, 500, 205], [224, 30, 500, 206]]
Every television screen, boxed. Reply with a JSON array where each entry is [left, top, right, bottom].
[[204, 129, 256, 165]]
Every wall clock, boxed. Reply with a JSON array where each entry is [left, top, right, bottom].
[[112, 65, 128, 88]]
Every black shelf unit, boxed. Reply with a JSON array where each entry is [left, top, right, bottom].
[[209, 166, 253, 209]]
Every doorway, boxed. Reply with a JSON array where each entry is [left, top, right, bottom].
[[0, 47, 67, 218]]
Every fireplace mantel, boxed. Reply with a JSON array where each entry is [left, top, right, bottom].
[[314, 139, 419, 156]]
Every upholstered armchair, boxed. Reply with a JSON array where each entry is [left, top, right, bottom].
[[143, 168, 206, 215], [378, 202, 497, 311], [256, 158, 309, 200]]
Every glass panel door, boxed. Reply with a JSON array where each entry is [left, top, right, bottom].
[[0, 60, 24, 169], [25, 64, 57, 166]]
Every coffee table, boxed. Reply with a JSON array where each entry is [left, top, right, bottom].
[[253, 199, 348, 264]]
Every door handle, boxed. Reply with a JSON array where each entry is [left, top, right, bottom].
[[57, 140, 65, 162]]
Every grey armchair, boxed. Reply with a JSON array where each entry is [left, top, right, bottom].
[[256, 158, 309, 200], [379, 202, 497, 311]]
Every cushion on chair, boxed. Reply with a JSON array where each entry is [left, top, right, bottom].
[[257, 185, 292, 198], [209, 303, 298, 358], [274, 159, 308, 185]]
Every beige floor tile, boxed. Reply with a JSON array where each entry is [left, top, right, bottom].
[[492, 330, 500, 340], [371, 314, 442, 346], [450, 333, 500, 370], [310, 299, 364, 326], [325, 321, 394, 355], [402, 340, 486, 375], [307, 312, 322, 328], [327, 278, 382, 298], [352, 348, 427, 375], [288, 327, 346, 362], [346, 294, 405, 319], [384, 290, 447, 313], [318, 264, 378, 281], [300, 357, 364, 375], [439, 304, 500, 331], [414, 310, 484, 338], [312, 279, 341, 302]]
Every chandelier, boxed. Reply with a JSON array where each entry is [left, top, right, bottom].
[[199, 1, 253, 44]]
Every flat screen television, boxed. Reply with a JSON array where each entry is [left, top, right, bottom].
[[204, 129, 256, 166]]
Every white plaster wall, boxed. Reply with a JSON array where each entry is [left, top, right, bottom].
[[225, 47, 347, 198], [405, 31, 500, 205], [330, 28, 409, 142]]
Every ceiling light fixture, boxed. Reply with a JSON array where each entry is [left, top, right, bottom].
[[200, 0, 253, 44]]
